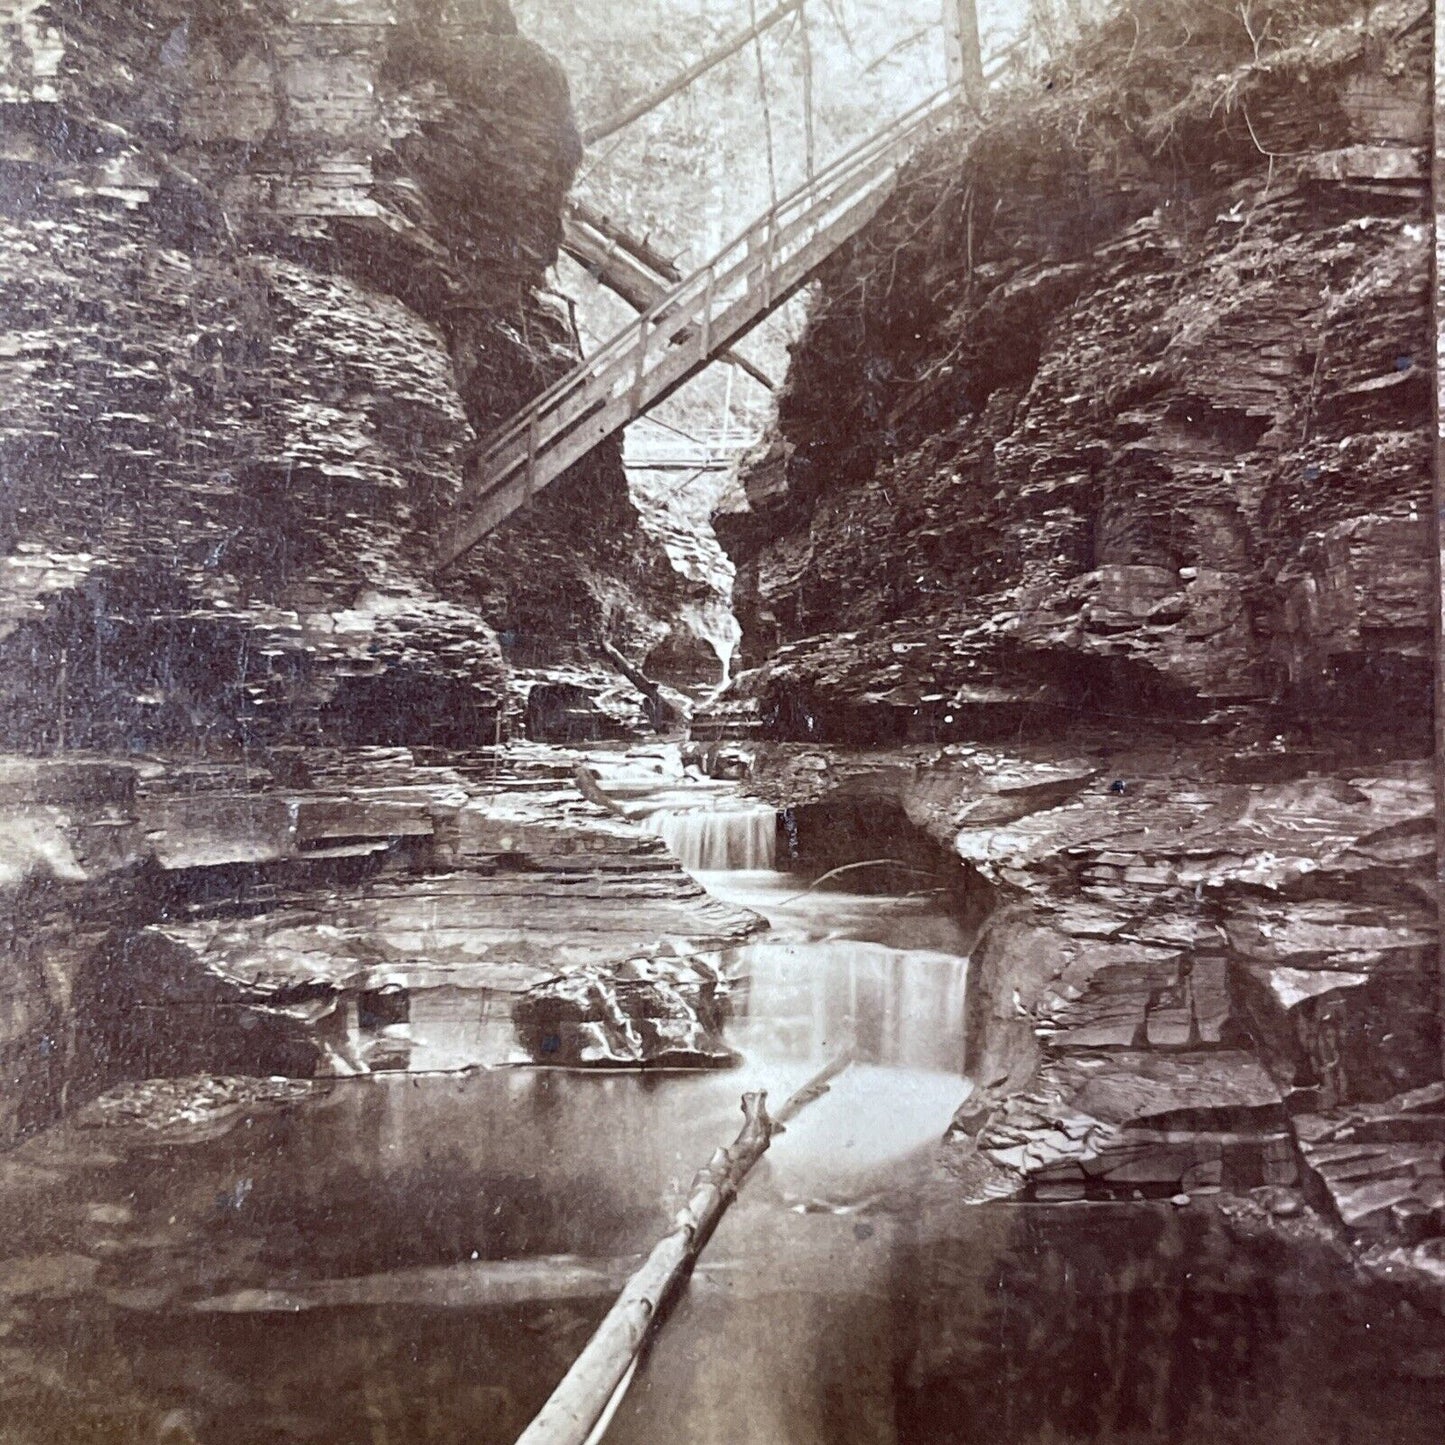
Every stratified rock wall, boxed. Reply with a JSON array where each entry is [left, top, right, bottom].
[[742, 733, 1439, 1244], [0, 0, 688, 750], [719, 0, 1431, 746], [714, 0, 1440, 1252], [0, 744, 762, 1143]]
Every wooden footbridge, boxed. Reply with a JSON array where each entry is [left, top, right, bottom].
[[436, 87, 959, 570], [485, 15, 993, 1445], [622, 421, 759, 473]]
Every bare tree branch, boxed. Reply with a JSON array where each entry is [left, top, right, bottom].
[[581, 0, 805, 146]]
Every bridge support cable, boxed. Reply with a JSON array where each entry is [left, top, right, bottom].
[[749, 0, 780, 210], [799, 0, 816, 179]]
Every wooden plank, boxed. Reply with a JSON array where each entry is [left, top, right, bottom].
[[480, 91, 945, 460], [480, 147, 897, 482], [475, 98, 936, 474], [490, 185, 888, 508], [438, 170, 901, 566], [563, 217, 773, 389], [698, 265, 716, 360]]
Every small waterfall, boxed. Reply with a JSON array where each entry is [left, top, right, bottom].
[[722, 939, 969, 1075], [642, 806, 779, 871]]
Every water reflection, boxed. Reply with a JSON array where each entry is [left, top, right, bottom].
[[4, 845, 1442, 1444], [401, 986, 522, 1072], [610, 1197, 1445, 1445], [0, 826, 985, 1443]]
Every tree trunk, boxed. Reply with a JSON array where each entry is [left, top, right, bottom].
[[595, 639, 693, 733], [581, 1, 805, 146], [561, 213, 774, 391], [572, 764, 626, 817], [568, 199, 682, 282], [942, 0, 985, 109], [514, 1055, 852, 1445]]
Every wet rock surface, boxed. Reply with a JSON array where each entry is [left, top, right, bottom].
[[0, 0, 1440, 1435], [692, 0, 1443, 1297], [718, 1, 1431, 748], [0, 848, 977, 1445], [515, 959, 737, 1069], [1, 726, 1441, 1439], [1, 742, 764, 1141], [0, 0, 713, 752], [744, 733, 1437, 1256], [1294, 1082, 1445, 1241]]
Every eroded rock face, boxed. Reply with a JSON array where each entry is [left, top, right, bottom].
[[704, 0, 1439, 1265], [743, 734, 1437, 1245], [718, 2, 1431, 747], [0, 742, 764, 1139], [515, 959, 737, 1069], [0, 0, 699, 750]]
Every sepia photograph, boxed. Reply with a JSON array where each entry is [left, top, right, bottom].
[[0, 0, 1441, 1440]]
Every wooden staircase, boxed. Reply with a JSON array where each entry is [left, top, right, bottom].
[[436, 89, 958, 570]]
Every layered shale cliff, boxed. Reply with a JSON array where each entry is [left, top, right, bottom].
[[719, 0, 1444, 1259], [721, 0, 1431, 746], [0, 1, 757, 1144], [0, 0, 699, 751]]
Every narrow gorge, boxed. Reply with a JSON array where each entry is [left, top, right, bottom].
[[0, 1, 1442, 1442]]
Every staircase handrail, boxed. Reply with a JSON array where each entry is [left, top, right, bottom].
[[440, 87, 960, 566]]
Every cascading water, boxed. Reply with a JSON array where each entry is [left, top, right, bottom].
[[20, 769, 977, 1445], [641, 805, 779, 871], [723, 937, 968, 1076]]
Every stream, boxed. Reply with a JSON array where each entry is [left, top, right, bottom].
[[1, 777, 1442, 1442], [0, 783, 978, 1443]]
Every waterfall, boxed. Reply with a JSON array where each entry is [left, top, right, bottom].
[[724, 939, 969, 1076], [642, 806, 779, 871]]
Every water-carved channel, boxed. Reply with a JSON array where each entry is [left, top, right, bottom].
[[0, 781, 980, 1441], [2, 764, 1444, 1443]]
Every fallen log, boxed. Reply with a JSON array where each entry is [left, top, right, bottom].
[[568, 199, 682, 282], [514, 1053, 852, 1445], [595, 639, 693, 733], [572, 763, 627, 817]]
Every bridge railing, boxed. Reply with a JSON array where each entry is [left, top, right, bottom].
[[439, 87, 959, 567], [623, 424, 761, 470]]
